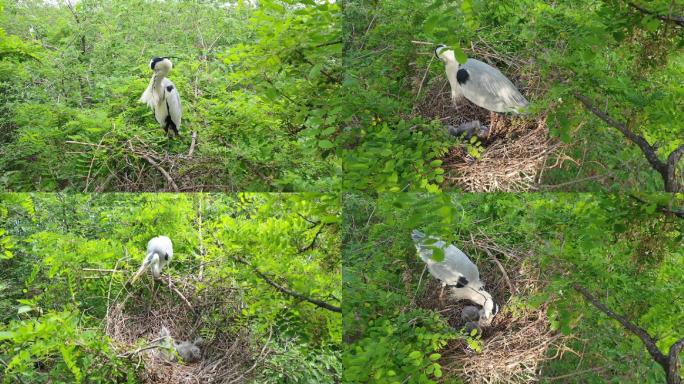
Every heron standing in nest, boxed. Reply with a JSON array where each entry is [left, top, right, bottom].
[[434, 44, 528, 132], [140, 57, 182, 137]]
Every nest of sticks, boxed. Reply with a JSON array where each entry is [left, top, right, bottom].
[[414, 233, 566, 383], [105, 274, 269, 384], [411, 41, 563, 192]]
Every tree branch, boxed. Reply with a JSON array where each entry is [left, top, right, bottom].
[[666, 144, 684, 192], [298, 223, 331, 253], [230, 253, 341, 313], [573, 92, 682, 191], [572, 284, 670, 372], [628, 2, 684, 27], [629, 194, 684, 219], [668, 338, 684, 384], [127, 142, 180, 192]]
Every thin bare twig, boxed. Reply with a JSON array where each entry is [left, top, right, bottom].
[[166, 275, 194, 312], [127, 142, 180, 192], [188, 131, 198, 158]]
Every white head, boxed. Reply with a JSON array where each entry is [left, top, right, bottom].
[[478, 290, 499, 325], [150, 57, 173, 75], [434, 44, 462, 103], [434, 44, 456, 65]]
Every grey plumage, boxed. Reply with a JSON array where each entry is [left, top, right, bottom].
[[461, 305, 481, 322], [412, 230, 499, 325], [448, 120, 490, 140], [140, 57, 182, 136], [412, 230, 482, 288], [174, 338, 202, 363], [464, 321, 482, 336], [156, 327, 203, 363], [435, 45, 528, 114]]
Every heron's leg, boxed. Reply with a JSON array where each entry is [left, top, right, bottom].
[[169, 122, 179, 137], [489, 111, 497, 134]]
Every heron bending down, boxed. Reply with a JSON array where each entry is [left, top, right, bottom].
[[434, 44, 528, 115], [412, 230, 499, 325], [130, 235, 174, 284], [140, 57, 182, 136]]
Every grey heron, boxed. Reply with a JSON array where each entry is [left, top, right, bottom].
[[131, 235, 174, 283], [448, 120, 490, 140], [156, 326, 203, 363], [140, 57, 182, 137], [464, 321, 482, 336], [461, 305, 481, 322], [435, 44, 528, 130], [434, 45, 528, 113], [412, 230, 499, 325]]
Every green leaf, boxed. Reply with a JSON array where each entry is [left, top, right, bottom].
[[318, 140, 334, 149], [0, 331, 15, 340], [452, 45, 468, 64], [430, 246, 445, 262]]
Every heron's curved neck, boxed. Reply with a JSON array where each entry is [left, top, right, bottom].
[[445, 60, 459, 85], [153, 72, 168, 86]]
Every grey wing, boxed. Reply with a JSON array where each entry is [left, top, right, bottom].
[[443, 244, 480, 283], [426, 260, 467, 285], [163, 79, 182, 131], [461, 59, 528, 112], [413, 233, 443, 262]]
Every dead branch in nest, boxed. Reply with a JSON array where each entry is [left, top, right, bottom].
[[226, 327, 273, 384], [188, 131, 198, 158], [106, 271, 256, 383], [127, 141, 180, 192], [470, 233, 515, 294], [117, 337, 167, 358], [166, 275, 194, 312]]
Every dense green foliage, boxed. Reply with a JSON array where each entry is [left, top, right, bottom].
[[0, 0, 340, 192], [343, 193, 683, 383], [0, 193, 341, 383], [341, 0, 684, 192]]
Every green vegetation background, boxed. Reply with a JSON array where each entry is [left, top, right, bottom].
[[0, 193, 341, 383], [341, 0, 683, 192], [0, 0, 341, 192], [343, 193, 683, 383]]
